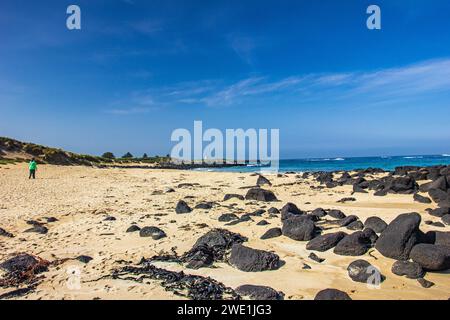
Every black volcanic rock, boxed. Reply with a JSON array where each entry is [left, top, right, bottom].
[[236, 285, 284, 300], [347, 260, 383, 283], [280, 202, 305, 221], [229, 244, 281, 272], [391, 261, 425, 279], [314, 289, 352, 300], [175, 200, 192, 214], [256, 175, 272, 186], [333, 231, 371, 256], [375, 212, 422, 261], [327, 209, 346, 219], [282, 216, 318, 241], [306, 232, 346, 252], [413, 193, 432, 204], [223, 194, 244, 201], [139, 226, 167, 240], [410, 244, 450, 271], [245, 188, 278, 202], [260, 228, 282, 240], [364, 217, 388, 233]]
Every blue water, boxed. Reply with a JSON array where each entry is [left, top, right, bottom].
[[198, 154, 450, 173]]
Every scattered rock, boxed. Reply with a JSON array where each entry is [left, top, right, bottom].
[[417, 278, 435, 288], [223, 194, 244, 201], [347, 260, 383, 283], [413, 193, 432, 204], [0, 253, 47, 274], [347, 221, 364, 231], [311, 208, 327, 218], [139, 226, 167, 240], [364, 217, 388, 233], [337, 197, 356, 203], [308, 252, 325, 263], [256, 175, 272, 186], [194, 202, 214, 210], [257, 220, 269, 226], [410, 244, 450, 271], [76, 255, 93, 264], [442, 214, 450, 225], [24, 225, 48, 234], [327, 209, 346, 219], [245, 188, 278, 202], [103, 216, 116, 221], [282, 216, 318, 241], [175, 200, 192, 214], [391, 261, 425, 279], [339, 215, 358, 227], [280, 202, 305, 221], [260, 228, 282, 240], [267, 207, 280, 214], [362, 228, 378, 246], [218, 213, 239, 222], [302, 263, 312, 270], [306, 232, 346, 252], [429, 207, 450, 217], [0, 227, 14, 238], [126, 225, 141, 233], [375, 212, 422, 260], [229, 244, 281, 272], [334, 231, 371, 256], [235, 285, 284, 300], [314, 289, 352, 300]]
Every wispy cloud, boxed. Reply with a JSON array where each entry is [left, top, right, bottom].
[[228, 34, 258, 65], [110, 57, 450, 111], [106, 107, 155, 115]]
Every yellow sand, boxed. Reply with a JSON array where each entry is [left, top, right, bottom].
[[0, 164, 448, 300]]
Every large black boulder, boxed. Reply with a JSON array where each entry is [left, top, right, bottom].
[[235, 285, 284, 300], [375, 212, 422, 261], [245, 188, 278, 202], [364, 217, 388, 233], [419, 176, 447, 193], [229, 244, 281, 272], [314, 289, 352, 300], [306, 232, 347, 252], [333, 231, 371, 256], [391, 261, 425, 279], [385, 176, 418, 194], [282, 216, 318, 241], [410, 244, 450, 271]]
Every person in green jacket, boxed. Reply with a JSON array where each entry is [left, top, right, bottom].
[[29, 158, 37, 179]]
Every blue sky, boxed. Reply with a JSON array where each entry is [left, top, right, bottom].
[[1, 0, 450, 158]]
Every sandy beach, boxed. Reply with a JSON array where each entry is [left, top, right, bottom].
[[0, 164, 449, 300]]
